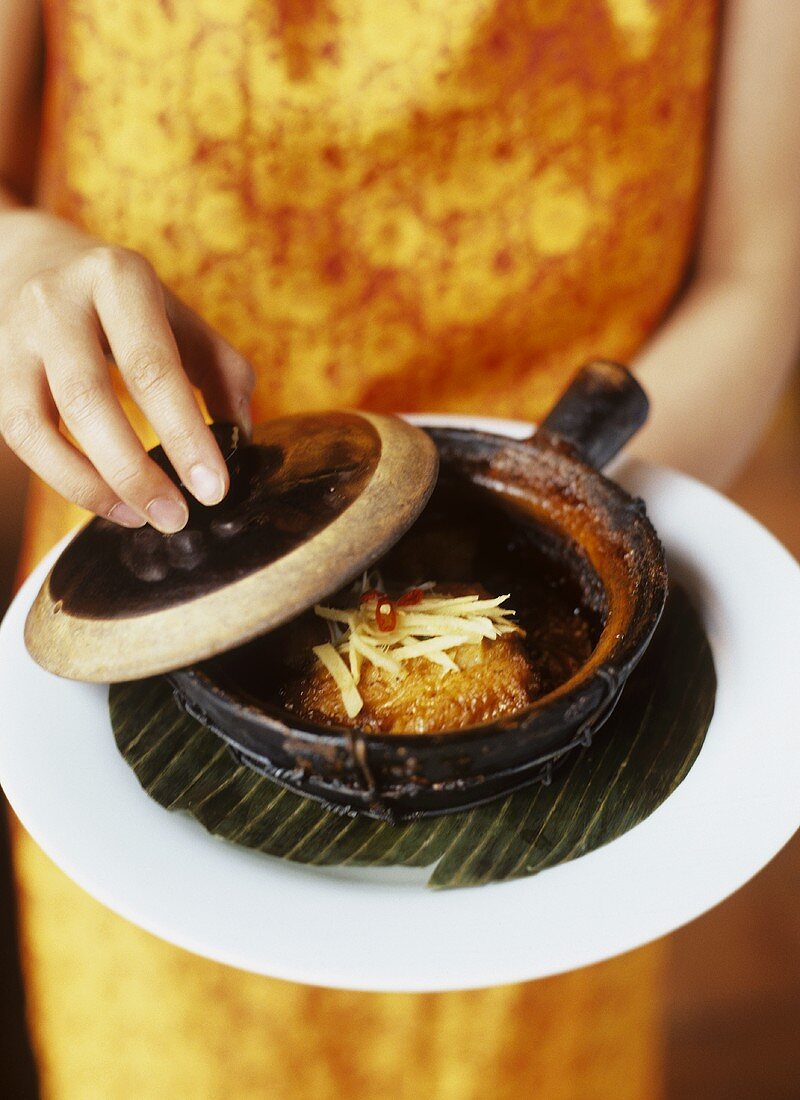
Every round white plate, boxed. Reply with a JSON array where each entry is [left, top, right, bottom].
[[1, 416, 799, 993]]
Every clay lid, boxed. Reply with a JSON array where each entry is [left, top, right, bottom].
[[24, 411, 439, 682]]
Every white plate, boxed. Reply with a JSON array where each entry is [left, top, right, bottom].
[[1, 416, 799, 993]]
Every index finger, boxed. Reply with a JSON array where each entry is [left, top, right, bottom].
[[90, 247, 230, 506]]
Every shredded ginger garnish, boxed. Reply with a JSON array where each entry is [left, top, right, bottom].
[[312, 585, 523, 719]]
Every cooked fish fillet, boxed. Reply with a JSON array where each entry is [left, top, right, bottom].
[[281, 630, 538, 734]]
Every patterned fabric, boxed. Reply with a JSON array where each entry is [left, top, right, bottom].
[[40, 0, 716, 423], [15, 1, 717, 1096]]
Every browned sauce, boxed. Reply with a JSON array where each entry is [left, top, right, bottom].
[[204, 480, 606, 734]]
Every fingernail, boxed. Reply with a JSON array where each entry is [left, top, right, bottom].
[[189, 463, 226, 506], [146, 496, 188, 533], [108, 502, 146, 528]]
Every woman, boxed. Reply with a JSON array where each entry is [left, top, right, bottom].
[[1, 2, 799, 1097]]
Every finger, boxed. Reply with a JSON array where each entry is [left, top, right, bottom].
[[89, 247, 231, 505], [166, 294, 255, 437], [0, 363, 145, 527], [41, 317, 191, 534]]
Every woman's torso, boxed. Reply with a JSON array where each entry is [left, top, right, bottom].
[[14, 6, 716, 1097], [40, 0, 717, 425]]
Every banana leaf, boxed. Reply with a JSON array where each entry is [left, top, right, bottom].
[[110, 585, 715, 889]]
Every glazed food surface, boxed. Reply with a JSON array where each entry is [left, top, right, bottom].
[[204, 480, 607, 735], [282, 585, 536, 734]]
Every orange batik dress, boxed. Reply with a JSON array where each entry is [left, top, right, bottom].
[[14, 2, 717, 1096]]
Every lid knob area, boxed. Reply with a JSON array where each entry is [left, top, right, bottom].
[[24, 411, 439, 682]]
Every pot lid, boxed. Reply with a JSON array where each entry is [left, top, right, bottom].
[[25, 410, 439, 682]]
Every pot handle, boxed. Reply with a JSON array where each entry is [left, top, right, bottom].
[[536, 359, 649, 470]]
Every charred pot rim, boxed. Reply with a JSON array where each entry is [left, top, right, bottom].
[[427, 425, 669, 695]]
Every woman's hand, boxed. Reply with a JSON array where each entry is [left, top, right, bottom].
[[0, 210, 254, 532]]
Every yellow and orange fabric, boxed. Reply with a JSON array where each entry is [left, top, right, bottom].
[[14, 1, 717, 1096]]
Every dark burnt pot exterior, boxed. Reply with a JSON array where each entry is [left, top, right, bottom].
[[170, 650, 623, 820], [169, 363, 668, 822]]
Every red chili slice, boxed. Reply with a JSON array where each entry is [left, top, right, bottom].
[[397, 588, 424, 606], [359, 589, 384, 604], [375, 599, 397, 632]]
